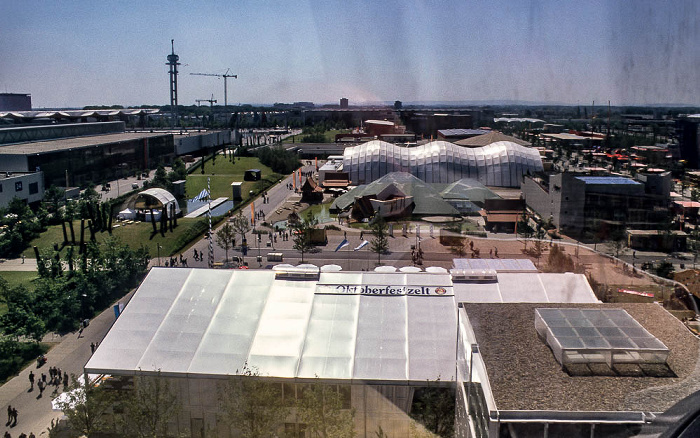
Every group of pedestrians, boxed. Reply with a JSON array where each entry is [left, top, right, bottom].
[[254, 209, 266, 222], [192, 249, 205, 262], [31, 365, 68, 398], [165, 254, 188, 267], [4, 404, 35, 438]]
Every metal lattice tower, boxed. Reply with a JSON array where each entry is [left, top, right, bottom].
[[166, 39, 181, 127]]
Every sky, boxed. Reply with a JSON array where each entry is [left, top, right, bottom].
[[1, 0, 698, 108]]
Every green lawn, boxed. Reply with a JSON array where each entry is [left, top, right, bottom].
[[283, 129, 350, 143], [22, 217, 211, 259], [187, 156, 281, 199], [0, 271, 40, 314]]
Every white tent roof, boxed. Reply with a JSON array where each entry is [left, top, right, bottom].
[[85, 268, 458, 383], [136, 188, 181, 215], [85, 267, 598, 382]]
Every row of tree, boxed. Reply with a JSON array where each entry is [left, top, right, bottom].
[[56, 366, 356, 438]]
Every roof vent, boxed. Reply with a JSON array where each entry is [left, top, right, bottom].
[[450, 269, 497, 282], [535, 308, 669, 370], [273, 264, 320, 280]]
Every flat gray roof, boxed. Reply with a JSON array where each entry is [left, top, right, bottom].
[[0, 132, 169, 155], [464, 303, 699, 413]]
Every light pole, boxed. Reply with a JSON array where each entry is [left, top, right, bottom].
[[157, 244, 162, 266]]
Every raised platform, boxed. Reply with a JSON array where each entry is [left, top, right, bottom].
[[184, 197, 229, 218]]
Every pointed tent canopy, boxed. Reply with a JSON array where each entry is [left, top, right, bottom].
[[331, 172, 460, 217]]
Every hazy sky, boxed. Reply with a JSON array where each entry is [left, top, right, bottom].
[[1, 0, 698, 108]]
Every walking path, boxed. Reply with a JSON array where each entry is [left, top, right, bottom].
[[0, 162, 686, 436], [0, 290, 134, 437]]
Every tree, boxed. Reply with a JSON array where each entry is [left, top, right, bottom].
[[0, 279, 46, 342], [369, 216, 389, 264], [409, 380, 455, 438], [296, 378, 355, 438], [607, 227, 627, 258], [229, 212, 252, 244], [654, 261, 675, 279], [217, 363, 289, 438], [54, 375, 116, 437], [118, 372, 182, 438], [216, 223, 236, 261], [289, 211, 318, 263]]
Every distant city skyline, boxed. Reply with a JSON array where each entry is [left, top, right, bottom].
[[1, 0, 698, 108]]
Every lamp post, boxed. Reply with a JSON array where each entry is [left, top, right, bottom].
[[157, 244, 162, 266]]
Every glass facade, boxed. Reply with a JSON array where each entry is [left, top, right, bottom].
[[343, 140, 544, 187], [28, 134, 174, 188]]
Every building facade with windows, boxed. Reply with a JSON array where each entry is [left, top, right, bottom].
[[523, 173, 671, 236], [0, 171, 44, 208]]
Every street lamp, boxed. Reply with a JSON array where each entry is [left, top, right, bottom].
[[157, 244, 162, 266]]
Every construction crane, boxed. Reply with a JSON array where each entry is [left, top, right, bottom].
[[190, 69, 237, 108], [196, 95, 217, 127]]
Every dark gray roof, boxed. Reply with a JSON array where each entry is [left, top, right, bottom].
[[439, 178, 501, 203], [0, 132, 169, 155], [331, 172, 460, 216], [464, 303, 700, 413], [454, 131, 531, 147]]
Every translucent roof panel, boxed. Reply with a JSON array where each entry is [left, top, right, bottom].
[[407, 297, 457, 381], [298, 294, 359, 379], [535, 308, 670, 367], [342, 140, 543, 187], [453, 258, 537, 272], [353, 295, 408, 381], [86, 268, 459, 384]]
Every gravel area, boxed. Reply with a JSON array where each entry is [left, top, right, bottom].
[[465, 303, 700, 413]]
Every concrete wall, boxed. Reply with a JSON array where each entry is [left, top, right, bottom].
[[175, 130, 233, 156], [522, 176, 555, 224], [552, 174, 587, 234], [0, 171, 44, 208]]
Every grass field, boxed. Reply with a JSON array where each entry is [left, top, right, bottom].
[[21, 217, 214, 259], [187, 156, 281, 199], [283, 129, 350, 144], [20, 157, 282, 260], [0, 271, 40, 314]]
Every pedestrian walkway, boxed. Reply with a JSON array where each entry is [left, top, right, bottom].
[[0, 291, 135, 437]]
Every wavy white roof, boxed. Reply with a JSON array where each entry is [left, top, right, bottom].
[[343, 140, 543, 187]]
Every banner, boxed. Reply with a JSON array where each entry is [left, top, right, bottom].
[[617, 288, 654, 298], [354, 240, 369, 251], [316, 284, 453, 296], [250, 202, 255, 226], [335, 239, 349, 252]]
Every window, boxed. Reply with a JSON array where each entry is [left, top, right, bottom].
[[29, 182, 39, 195], [15, 181, 22, 191]]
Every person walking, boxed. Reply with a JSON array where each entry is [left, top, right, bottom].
[[90, 342, 95, 354], [63, 372, 69, 388], [6, 405, 11, 425], [37, 380, 45, 397], [10, 407, 17, 427], [28, 371, 34, 390], [28, 433, 35, 438], [4, 430, 11, 438]]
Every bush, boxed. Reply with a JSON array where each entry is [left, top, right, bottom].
[[0, 339, 49, 383]]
